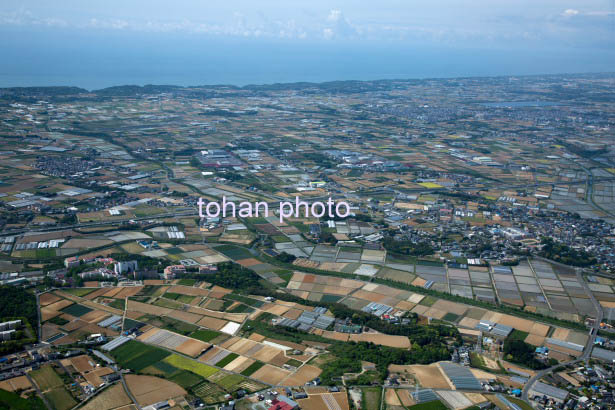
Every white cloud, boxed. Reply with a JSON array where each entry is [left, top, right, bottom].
[[562, 9, 579, 17]]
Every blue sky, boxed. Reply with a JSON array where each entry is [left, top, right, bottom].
[[0, 1, 614, 88], [2, 0, 613, 48]]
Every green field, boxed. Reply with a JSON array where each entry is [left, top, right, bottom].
[[63, 288, 95, 297], [213, 244, 253, 260], [508, 329, 530, 342], [408, 400, 447, 410], [45, 388, 77, 410], [192, 380, 227, 404], [111, 340, 171, 371], [223, 294, 264, 308], [164, 354, 219, 378], [361, 387, 382, 410], [108, 298, 125, 310], [191, 329, 222, 343], [30, 365, 63, 391], [215, 373, 246, 390], [169, 370, 203, 388], [0, 389, 46, 410], [508, 397, 534, 410], [214, 353, 239, 368], [442, 312, 459, 322], [240, 361, 264, 376], [177, 278, 197, 286], [151, 360, 179, 376], [163, 292, 196, 304], [60, 303, 93, 317]]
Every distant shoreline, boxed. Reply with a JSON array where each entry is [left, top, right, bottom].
[[0, 71, 613, 93]]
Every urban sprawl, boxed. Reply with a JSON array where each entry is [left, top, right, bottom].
[[0, 74, 614, 410]]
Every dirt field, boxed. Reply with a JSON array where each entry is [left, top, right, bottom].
[[348, 333, 410, 348], [0, 376, 32, 392], [70, 355, 96, 373], [127, 300, 170, 316], [166, 309, 203, 324], [432, 300, 468, 315], [39, 293, 62, 306], [46, 299, 74, 311], [250, 364, 291, 384], [41, 307, 62, 321], [385, 388, 402, 406], [465, 393, 487, 404], [406, 364, 451, 389], [524, 334, 545, 346], [223, 355, 250, 372], [196, 316, 228, 330], [281, 365, 322, 386], [397, 389, 415, 407], [80, 310, 109, 324], [175, 339, 210, 357], [252, 345, 283, 362], [551, 327, 570, 341], [82, 383, 132, 410], [125, 374, 186, 407]]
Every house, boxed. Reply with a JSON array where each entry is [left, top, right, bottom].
[[163, 265, 185, 280], [268, 396, 298, 410], [114, 260, 138, 275]]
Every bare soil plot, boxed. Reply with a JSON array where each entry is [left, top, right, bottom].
[[0, 375, 31, 392], [551, 328, 570, 341], [348, 333, 410, 348], [465, 393, 487, 404], [351, 289, 387, 303], [197, 316, 228, 330], [100, 287, 124, 298], [423, 307, 447, 320], [84, 288, 113, 300], [168, 285, 209, 296], [250, 364, 291, 384], [281, 365, 322, 386], [63, 238, 113, 249], [46, 299, 74, 311], [395, 300, 416, 311], [529, 322, 550, 337], [397, 389, 415, 406], [252, 345, 284, 362], [198, 347, 223, 363], [70, 355, 96, 373], [114, 287, 144, 299], [176, 339, 210, 357], [458, 317, 479, 329], [522, 334, 544, 346], [41, 307, 62, 321], [80, 310, 109, 324], [385, 388, 402, 406], [432, 300, 468, 316], [166, 309, 203, 324], [40, 293, 62, 306], [496, 315, 534, 333], [261, 303, 290, 316], [81, 383, 132, 410], [223, 355, 250, 372], [406, 364, 451, 389], [124, 374, 186, 407]]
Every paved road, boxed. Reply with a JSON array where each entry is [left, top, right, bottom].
[[25, 372, 53, 410], [521, 267, 603, 405], [120, 372, 142, 410], [0, 210, 198, 236]]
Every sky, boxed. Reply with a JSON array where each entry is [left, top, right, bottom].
[[0, 1, 614, 88]]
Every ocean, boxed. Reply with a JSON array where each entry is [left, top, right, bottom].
[[1, 28, 614, 90]]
